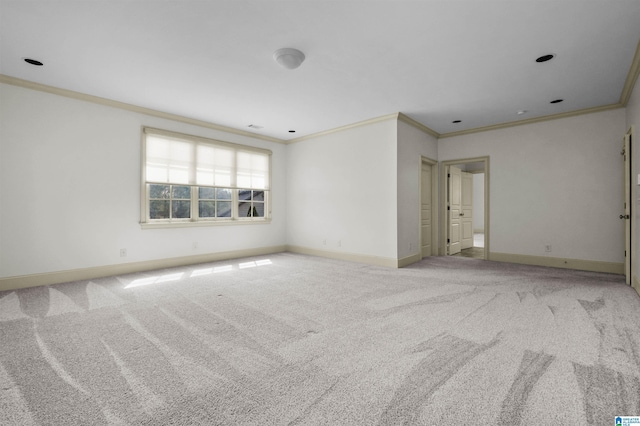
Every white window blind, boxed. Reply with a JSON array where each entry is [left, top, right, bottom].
[[237, 150, 269, 189], [196, 144, 233, 187], [144, 129, 270, 190]]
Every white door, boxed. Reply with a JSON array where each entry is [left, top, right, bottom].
[[461, 172, 474, 249], [448, 166, 462, 255], [622, 133, 632, 284], [421, 162, 432, 257]]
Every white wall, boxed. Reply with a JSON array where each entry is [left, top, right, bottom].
[[473, 173, 484, 232], [439, 108, 627, 263], [285, 119, 398, 260], [0, 83, 286, 278], [2, 78, 632, 280], [626, 74, 640, 282], [396, 120, 438, 260]]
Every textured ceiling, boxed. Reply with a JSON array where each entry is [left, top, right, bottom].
[[1, 0, 640, 141]]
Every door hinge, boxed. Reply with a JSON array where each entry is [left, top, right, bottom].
[[447, 238, 450, 243], [448, 173, 451, 178], [447, 206, 450, 210]]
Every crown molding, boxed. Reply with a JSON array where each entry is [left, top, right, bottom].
[[620, 38, 640, 106], [286, 112, 441, 144], [397, 112, 440, 138], [0, 74, 286, 145], [438, 103, 623, 139], [286, 113, 400, 144]]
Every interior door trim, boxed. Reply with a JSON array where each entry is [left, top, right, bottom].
[[625, 126, 635, 287], [419, 156, 438, 260]]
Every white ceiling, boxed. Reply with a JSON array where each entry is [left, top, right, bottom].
[[1, 0, 640, 141]]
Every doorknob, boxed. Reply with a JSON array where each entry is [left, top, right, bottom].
[[620, 214, 630, 219], [459, 212, 464, 216]]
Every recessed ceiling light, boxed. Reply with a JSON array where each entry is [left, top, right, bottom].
[[517, 110, 527, 115], [550, 99, 564, 104], [24, 58, 43, 66], [452, 120, 461, 124], [536, 54, 555, 63], [288, 130, 296, 133]]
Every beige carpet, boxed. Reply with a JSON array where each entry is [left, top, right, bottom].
[[1, 253, 639, 425]]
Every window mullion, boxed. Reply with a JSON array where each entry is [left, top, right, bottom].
[[231, 150, 238, 220], [168, 184, 173, 220], [231, 189, 238, 220], [191, 186, 198, 222]]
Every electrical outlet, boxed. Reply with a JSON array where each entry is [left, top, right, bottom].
[[545, 245, 552, 253], [323, 239, 326, 245], [409, 242, 413, 250], [337, 240, 342, 247], [120, 248, 127, 257], [192, 241, 198, 249]]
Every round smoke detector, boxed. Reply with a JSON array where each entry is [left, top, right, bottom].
[[273, 48, 305, 70]]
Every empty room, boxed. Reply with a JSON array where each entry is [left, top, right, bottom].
[[2, 1, 640, 424]]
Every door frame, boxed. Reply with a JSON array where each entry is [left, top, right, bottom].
[[460, 171, 474, 250], [419, 156, 438, 259], [623, 126, 635, 286], [439, 156, 490, 258]]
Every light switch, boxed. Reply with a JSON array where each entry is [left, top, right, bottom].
[[637, 174, 640, 185]]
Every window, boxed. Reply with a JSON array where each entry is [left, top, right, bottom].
[[141, 127, 271, 228]]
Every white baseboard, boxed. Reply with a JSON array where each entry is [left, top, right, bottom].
[[0, 245, 286, 292], [4, 247, 623, 293], [633, 275, 640, 296], [397, 253, 422, 268], [285, 245, 398, 268], [489, 252, 624, 275]]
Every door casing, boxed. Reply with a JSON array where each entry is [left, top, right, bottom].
[[461, 171, 474, 249], [419, 156, 438, 259], [623, 127, 634, 285]]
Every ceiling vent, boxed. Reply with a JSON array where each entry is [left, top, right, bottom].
[[24, 58, 43, 66], [535, 54, 555, 63]]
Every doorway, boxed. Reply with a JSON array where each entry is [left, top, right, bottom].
[[440, 157, 490, 259]]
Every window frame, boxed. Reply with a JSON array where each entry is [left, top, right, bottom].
[[140, 127, 272, 229]]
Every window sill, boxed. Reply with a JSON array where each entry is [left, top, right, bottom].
[[140, 218, 272, 229]]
